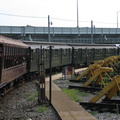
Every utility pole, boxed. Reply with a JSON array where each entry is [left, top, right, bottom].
[[48, 15, 50, 42], [49, 46, 52, 104], [91, 20, 93, 44], [77, 0, 79, 28], [117, 10, 120, 28]]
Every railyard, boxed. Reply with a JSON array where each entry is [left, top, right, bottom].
[[1, 67, 120, 120], [1, 0, 120, 119], [0, 36, 120, 120]]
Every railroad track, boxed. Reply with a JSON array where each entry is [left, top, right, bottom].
[[80, 101, 120, 113]]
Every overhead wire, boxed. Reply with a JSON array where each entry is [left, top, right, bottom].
[[0, 12, 47, 19], [0, 12, 117, 25]]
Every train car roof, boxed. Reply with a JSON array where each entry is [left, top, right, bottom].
[[72, 45, 117, 49], [23, 41, 72, 49], [23, 40, 118, 49], [0, 35, 29, 48], [68, 43, 118, 49]]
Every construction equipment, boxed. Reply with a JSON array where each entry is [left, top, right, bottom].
[[89, 75, 120, 103], [71, 64, 101, 81], [95, 56, 120, 72], [82, 67, 113, 87], [71, 56, 120, 82]]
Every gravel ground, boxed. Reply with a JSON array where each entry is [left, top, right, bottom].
[[0, 80, 61, 120], [1, 74, 120, 120], [54, 76, 120, 120]]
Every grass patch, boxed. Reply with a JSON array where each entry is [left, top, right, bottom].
[[26, 97, 35, 101], [71, 75, 76, 79], [37, 105, 48, 113], [26, 92, 38, 101], [25, 93, 32, 96], [89, 111, 98, 115], [62, 88, 83, 102], [33, 92, 38, 97], [79, 91, 89, 97]]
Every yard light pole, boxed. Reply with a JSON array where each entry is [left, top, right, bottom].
[[117, 10, 120, 28]]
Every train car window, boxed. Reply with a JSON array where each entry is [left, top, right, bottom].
[[17, 48, 18, 55], [21, 49, 22, 55], [32, 49, 36, 53], [10, 47, 11, 56], [106, 48, 115, 56], [18, 48, 21, 55], [15, 48, 16, 55], [24, 49, 26, 55], [12, 47, 13, 56], [16, 47, 18, 55], [31, 49, 33, 52], [6, 46, 8, 55], [5, 46, 6, 56], [14, 48, 16, 55], [44, 50, 48, 60], [10, 47, 12, 56], [63, 49, 67, 58], [16, 48, 17, 55], [74, 49, 77, 58], [21, 48, 23, 55], [14, 47, 15, 56], [35, 48, 40, 54], [53, 49, 58, 59], [20, 48, 22, 55], [17, 48, 19, 55], [21, 49, 23, 55], [18, 48, 20, 55], [22, 49, 26, 55], [3, 46, 6, 55], [7, 47, 9, 56], [11, 47, 12, 56]]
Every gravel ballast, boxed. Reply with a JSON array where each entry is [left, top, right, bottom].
[[0, 80, 61, 120]]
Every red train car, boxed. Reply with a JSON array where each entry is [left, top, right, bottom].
[[0, 35, 29, 91]]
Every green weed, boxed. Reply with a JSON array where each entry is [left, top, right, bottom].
[[62, 88, 83, 102], [26, 96, 35, 101], [89, 111, 98, 115], [79, 91, 89, 97], [37, 105, 48, 113], [26, 92, 38, 101]]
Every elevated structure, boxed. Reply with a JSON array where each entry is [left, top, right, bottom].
[[0, 26, 120, 43]]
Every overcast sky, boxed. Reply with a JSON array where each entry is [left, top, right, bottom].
[[0, 0, 120, 28]]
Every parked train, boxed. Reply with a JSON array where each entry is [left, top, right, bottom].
[[24, 41, 119, 73], [0, 35, 119, 94]]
